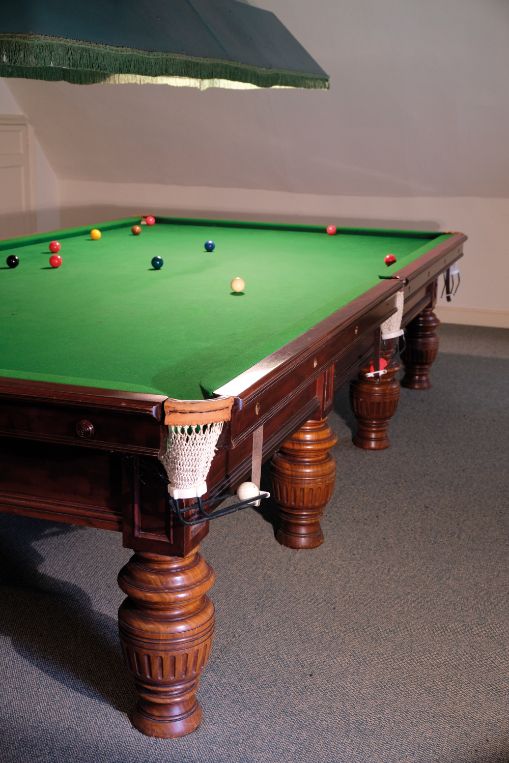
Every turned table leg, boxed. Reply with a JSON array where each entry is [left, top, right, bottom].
[[270, 418, 338, 549], [350, 361, 401, 450], [401, 307, 440, 390], [118, 548, 215, 738]]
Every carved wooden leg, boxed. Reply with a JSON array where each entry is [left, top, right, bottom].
[[270, 418, 338, 550], [118, 549, 215, 738], [350, 362, 401, 450], [401, 307, 440, 390]]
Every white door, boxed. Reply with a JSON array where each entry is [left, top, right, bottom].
[[0, 116, 33, 239]]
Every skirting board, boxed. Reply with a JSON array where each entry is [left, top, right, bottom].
[[436, 306, 509, 329]]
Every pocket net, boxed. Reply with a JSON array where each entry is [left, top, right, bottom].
[[160, 398, 234, 499]]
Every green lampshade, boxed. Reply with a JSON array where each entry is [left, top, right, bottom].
[[0, 0, 329, 90]]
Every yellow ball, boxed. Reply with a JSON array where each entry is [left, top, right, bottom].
[[231, 276, 245, 293], [90, 228, 102, 240]]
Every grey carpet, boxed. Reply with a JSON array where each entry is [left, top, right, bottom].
[[1, 326, 508, 763]]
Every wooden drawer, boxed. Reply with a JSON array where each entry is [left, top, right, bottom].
[[0, 398, 163, 454]]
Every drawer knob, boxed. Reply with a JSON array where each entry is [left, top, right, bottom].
[[76, 419, 95, 439]]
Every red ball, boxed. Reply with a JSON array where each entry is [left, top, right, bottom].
[[49, 240, 61, 253], [145, 215, 156, 226], [49, 254, 62, 268], [131, 225, 142, 236], [368, 357, 388, 374], [326, 225, 337, 236], [384, 253, 397, 266]]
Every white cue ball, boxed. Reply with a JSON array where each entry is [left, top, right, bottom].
[[231, 276, 245, 293], [237, 481, 260, 506]]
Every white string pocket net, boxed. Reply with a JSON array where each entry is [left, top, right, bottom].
[[381, 289, 405, 341], [160, 398, 234, 500], [161, 421, 223, 499]]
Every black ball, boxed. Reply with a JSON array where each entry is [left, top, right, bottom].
[[6, 255, 19, 269], [151, 256, 164, 270]]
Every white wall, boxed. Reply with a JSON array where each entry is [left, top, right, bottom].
[[0, 80, 60, 233], [32, 133, 60, 232], [0, 79, 20, 113]]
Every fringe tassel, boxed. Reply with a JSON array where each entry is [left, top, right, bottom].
[[0, 35, 329, 90]]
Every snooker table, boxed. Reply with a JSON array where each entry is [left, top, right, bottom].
[[0, 216, 465, 738]]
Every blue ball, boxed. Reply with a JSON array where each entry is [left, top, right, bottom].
[[204, 240, 215, 252], [151, 256, 164, 270]]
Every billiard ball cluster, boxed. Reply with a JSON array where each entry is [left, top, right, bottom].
[[46, 240, 63, 268], [5, 218, 249, 293], [5, 228, 105, 270], [8, 220, 402, 293]]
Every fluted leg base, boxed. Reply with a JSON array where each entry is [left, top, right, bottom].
[[350, 363, 401, 450], [401, 308, 440, 390], [270, 419, 338, 549], [118, 549, 215, 738]]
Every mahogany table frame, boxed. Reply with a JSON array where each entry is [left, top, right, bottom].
[[0, 231, 466, 737]]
